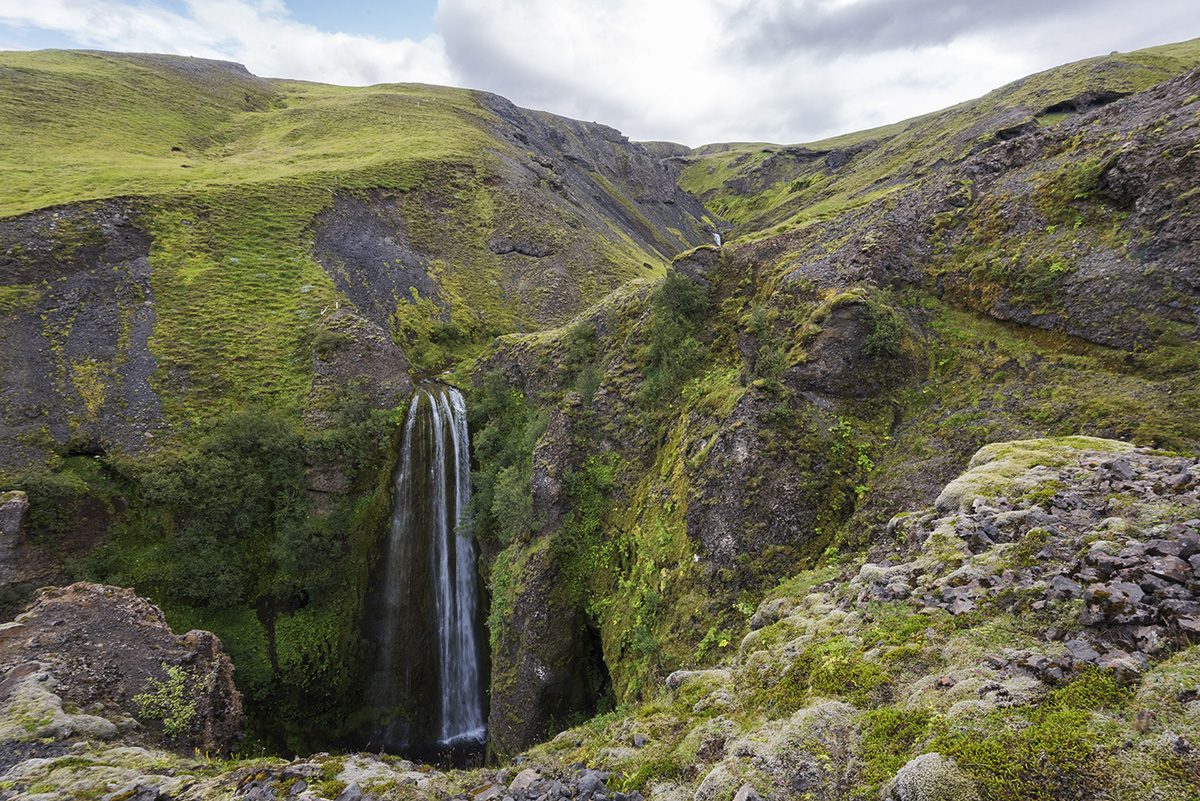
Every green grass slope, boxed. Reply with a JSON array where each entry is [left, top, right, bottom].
[[0, 51, 492, 216], [0, 49, 714, 750], [681, 37, 1200, 241], [0, 49, 713, 456]]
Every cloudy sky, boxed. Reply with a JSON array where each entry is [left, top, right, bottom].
[[1, 0, 1198, 146]]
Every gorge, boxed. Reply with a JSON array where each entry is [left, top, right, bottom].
[[0, 37, 1200, 801]]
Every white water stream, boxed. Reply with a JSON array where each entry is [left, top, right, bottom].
[[372, 382, 485, 751]]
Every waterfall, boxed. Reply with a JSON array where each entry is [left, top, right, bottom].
[[365, 382, 486, 757]]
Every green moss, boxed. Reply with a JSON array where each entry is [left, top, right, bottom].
[[749, 636, 893, 718], [134, 663, 198, 738], [619, 755, 687, 793], [859, 709, 934, 790], [935, 436, 1134, 513], [933, 705, 1102, 800], [0, 284, 42, 313], [1048, 668, 1133, 711], [681, 38, 1200, 243]]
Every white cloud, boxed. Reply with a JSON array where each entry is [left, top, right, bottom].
[[0, 0, 453, 86], [438, 0, 1200, 144], [2, 0, 1199, 145]]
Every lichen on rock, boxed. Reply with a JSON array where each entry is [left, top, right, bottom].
[[0, 582, 242, 754]]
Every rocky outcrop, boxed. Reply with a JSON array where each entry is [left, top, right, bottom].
[[305, 308, 414, 431], [314, 196, 442, 334], [500, 436, 1200, 800], [487, 542, 599, 762], [0, 583, 242, 754], [862, 440, 1200, 658], [0, 490, 29, 585]]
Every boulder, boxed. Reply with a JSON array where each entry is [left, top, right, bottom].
[[305, 308, 413, 432], [885, 753, 980, 801], [0, 582, 241, 753], [0, 490, 29, 584]]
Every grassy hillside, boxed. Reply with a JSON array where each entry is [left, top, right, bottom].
[[0, 51, 494, 216], [2, 37, 1200, 792], [680, 37, 1200, 241], [0, 50, 714, 453], [0, 49, 713, 750]]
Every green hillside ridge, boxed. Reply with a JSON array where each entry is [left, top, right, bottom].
[[679, 37, 1200, 241], [0, 48, 714, 750], [0, 35, 1199, 801], [0, 51, 493, 216]]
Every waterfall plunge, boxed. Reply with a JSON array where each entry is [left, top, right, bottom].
[[367, 382, 486, 758]]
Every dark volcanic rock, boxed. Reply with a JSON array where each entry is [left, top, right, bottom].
[[314, 194, 441, 334], [0, 200, 164, 469], [487, 546, 599, 761], [305, 308, 414, 430]]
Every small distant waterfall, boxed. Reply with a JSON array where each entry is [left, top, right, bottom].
[[365, 382, 486, 757]]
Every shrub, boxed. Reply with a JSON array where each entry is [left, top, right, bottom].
[[637, 270, 710, 406], [134, 664, 197, 738], [466, 371, 548, 544]]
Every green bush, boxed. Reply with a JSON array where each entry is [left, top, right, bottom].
[[141, 406, 308, 609], [467, 371, 548, 544], [637, 269, 710, 406], [134, 663, 197, 738], [862, 303, 906, 361]]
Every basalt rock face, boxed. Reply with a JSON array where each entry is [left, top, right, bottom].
[[0, 582, 242, 754], [313, 195, 443, 336], [312, 97, 716, 336], [469, 64, 1200, 762], [724, 67, 1200, 355], [0, 199, 163, 470], [305, 309, 414, 431], [487, 541, 599, 762]]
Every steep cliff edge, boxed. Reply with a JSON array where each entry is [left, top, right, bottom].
[[1, 37, 1200, 781], [0, 50, 713, 750], [3, 440, 1199, 799], [0, 50, 715, 472], [465, 59, 1200, 759]]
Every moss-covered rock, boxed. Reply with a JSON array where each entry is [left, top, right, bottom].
[[884, 753, 979, 801], [934, 436, 1135, 512]]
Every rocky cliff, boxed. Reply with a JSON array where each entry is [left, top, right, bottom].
[[3, 440, 1200, 799], [0, 50, 713, 750], [0, 36, 1199, 801], [0, 582, 241, 757], [465, 58, 1200, 760]]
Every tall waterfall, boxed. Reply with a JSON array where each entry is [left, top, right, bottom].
[[366, 382, 486, 757]]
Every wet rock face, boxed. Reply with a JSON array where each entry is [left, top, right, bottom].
[[784, 303, 891, 399], [487, 545, 598, 762], [305, 308, 414, 430], [0, 582, 242, 754], [683, 392, 821, 569], [0, 491, 29, 585]]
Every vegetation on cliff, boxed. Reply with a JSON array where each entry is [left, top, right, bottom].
[[2, 34, 1200, 801]]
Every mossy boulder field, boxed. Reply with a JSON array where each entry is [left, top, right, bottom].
[[1, 35, 1200, 801]]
